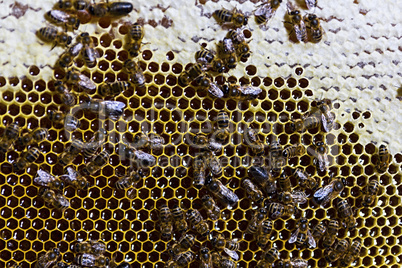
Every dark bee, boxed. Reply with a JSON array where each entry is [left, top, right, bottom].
[[59, 139, 83, 166], [205, 175, 239, 207], [61, 166, 90, 190], [248, 165, 277, 195], [15, 128, 48, 149], [82, 129, 107, 158], [322, 219, 339, 248], [124, 60, 146, 88], [305, 0, 317, 9], [362, 178, 380, 207], [242, 178, 264, 204], [187, 209, 210, 237], [169, 233, 195, 257], [0, 122, 20, 152], [217, 38, 237, 69], [283, 143, 305, 158], [316, 99, 335, 132], [35, 247, 60, 268], [325, 239, 350, 263], [313, 177, 344, 207], [65, 69, 96, 92], [179, 62, 207, 86], [311, 141, 330, 173], [222, 82, 262, 100], [99, 81, 131, 97], [79, 32, 99, 67], [128, 23, 144, 57], [244, 128, 264, 156], [215, 110, 230, 142], [54, 81, 77, 107], [311, 221, 326, 242], [269, 139, 282, 157], [246, 208, 267, 234], [159, 204, 173, 240], [376, 144, 391, 173], [340, 238, 362, 267], [292, 168, 318, 190], [256, 219, 273, 248], [115, 169, 141, 190], [39, 188, 70, 211], [211, 251, 236, 268], [37, 27, 72, 49], [88, 2, 133, 17], [132, 133, 164, 151], [202, 195, 221, 221], [276, 258, 308, 268], [199, 247, 213, 268], [213, 8, 248, 28], [205, 151, 223, 176], [227, 28, 251, 61], [171, 205, 188, 232], [304, 13, 324, 43], [256, 248, 279, 268], [83, 98, 126, 120], [81, 150, 109, 175], [48, 111, 80, 131], [75, 254, 109, 267], [211, 233, 239, 261], [265, 202, 295, 219], [46, 10, 80, 31], [34, 169, 65, 191], [336, 199, 356, 230], [289, 217, 316, 248], [193, 154, 207, 189], [286, 1, 308, 43], [196, 75, 225, 99], [254, 0, 282, 29], [74, 240, 106, 255], [14, 147, 41, 172], [195, 47, 225, 73]]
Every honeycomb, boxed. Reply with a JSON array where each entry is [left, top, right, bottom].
[[0, 0, 401, 268]]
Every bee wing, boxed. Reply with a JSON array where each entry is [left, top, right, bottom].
[[78, 74, 96, 91], [223, 39, 235, 53], [208, 82, 224, 98], [294, 21, 307, 42], [224, 248, 239, 261], [69, 42, 84, 57], [56, 193, 70, 207], [217, 183, 239, 205], [60, 166, 79, 184], [307, 230, 317, 248], [305, 0, 317, 10], [239, 85, 262, 99], [291, 190, 308, 204], [49, 10, 70, 22], [320, 113, 330, 133], [290, 258, 308, 268], [313, 183, 333, 206], [286, 1, 296, 12], [103, 101, 126, 119], [288, 228, 300, 244], [235, 28, 246, 42], [254, 3, 270, 16], [34, 170, 56, 186]]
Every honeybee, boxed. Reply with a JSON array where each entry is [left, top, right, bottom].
[[48, 111, 80, 131], [56, 51, 75, 68], [127, 149, 156, 168], [227, 28, 251, 61], [65, 69, 96, 92], [256, 248, 279, 268], [305, 0, 317, 9], [256, 219, 273, 248], [201, 195, 221, 221], [205, 151, 222, 176], [14, 147, 41, 172], [54, 81, 77, 107], [46, 10, 80, 31], [35, 248, 60, 268], [39, 187, 70, 211], [211, 233, 239, 260], [362, 178, 380, 207], [79, 32, 99, 67], [322, 219, 339, 248], [159, 204, 173, 240], [179, 62, 207, 86], [169, 233, 195, 257], [277, 172, 292, 192], [336, 199, 356, 230], [196, 75, 225, 99], [75, 254, 109, 267], [81, 150, 109, 175], [213, 8, 248, 28], [265, 202, 295, 219], [247, 208, 267, 234], [195, 47, 225, 73], [60, 166, 90, 190], [292, 168, 318, 190], [128, 23, 144, 57], [193, 154, 207, 189], [242, 178, 264, 204], [16, 128, 48, 149], [254, 0, 282, 29], [83, 98, 126, 120], [325, 239, 350, 263], [286, 1, 307, 43], [37, 27, 72, 49], [311, 141, 330, 173], [0, 122, 20, 153], [248, 165, 277, 195], [59, 139, 83, 166], [313, 176, 344, 207], [222, 82, 262, 100], [311, 221, 326, 242], [123, 60, 146, 88], [172, 205, 188, 232], [88, 1, 133, 17], [289, 217, 316, 248], [57, 0, 90, 10], [316, 99, 335, 132], [132, 133, 164, 151], [283, 143, 305, 158], [205, 175, 239, 207], [218, 38, 237, 69], [339, 238, 362, 267], [215, 110, 230, 141], [211, 251, 236, 268], [269, 140, 286, 173], [169, 251, 194, 267], [277, 190, 308, 205], [304, 14, 324, 43], [74, 240, 105, 255], [82, 129, 107, 158], [34, 169, 65, 191], [276, 258, 308, 268], [186, 209, 210, 237], [99, 81, 130, 97], [244, 128, 264, 156], [290, 115, 321, 132], [376, 144, 391, 173], [199, 247, 213, 268], [115, 169, 142, 190]]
